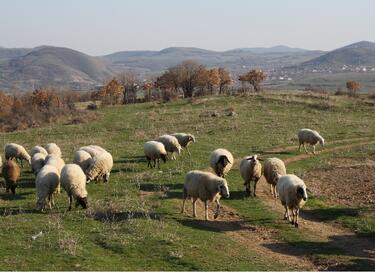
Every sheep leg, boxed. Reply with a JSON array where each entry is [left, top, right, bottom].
[[283, 206, 288, 220], [294, 209, 300, 228], [186, 147, 191, 156], [303, 144, 308, 154], [286, 207, 292, 222], [204, 201, 209, 221], [214, 199, 220, 219], [181, 198, 186, 214], [253, 179, 259, 197], [156, 159, 160, 169], [192, 198, 197, 218], [245, 180, 251, 197], [298, 143, 301, 152], [68, 194, 72, 211], [312, 145, 316, 155]]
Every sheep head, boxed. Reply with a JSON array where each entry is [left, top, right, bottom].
[[218, 180, 230, 198], [296, 186, 307, 201]]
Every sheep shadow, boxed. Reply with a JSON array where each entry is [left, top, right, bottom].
[[111, 167, 142, 174], [263, 234, 375, 270], [0, 191, 33, 201], [139, 183, 182, 192], [301, 207, 360, 222], [177, 218, 254, 233], [114, 155, 147, 164], [19, 178, 36, 188], [92, 210, 165, 222], [0, 206, 36, 216], [253, 150, 294, 156]]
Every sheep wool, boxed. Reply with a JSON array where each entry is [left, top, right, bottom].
[[86, 151, 113, 183], [181, 170, 230, 220], [31, 152, 47, 176], [4, 143, 31, 166], [263, 157, 286, 198], [35, 165, 60, 211], [276, 174, 308, 228], [45, 143, 62, 157], [2, 159, 21, 194], [73, 150, 93, 173], [156, 135, 182, 160], [144, 141, 167, 168], [240, 155, 262, 197], [171, 133, 196, 154], [79, 145, 106, 157], [209, 148, 234, 177], [30, 145, 48, 157], [298, 128, 325, 154], [60, 164, 88, 210]]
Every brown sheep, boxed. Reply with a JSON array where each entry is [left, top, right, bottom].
[[2, 159, 21, 194]]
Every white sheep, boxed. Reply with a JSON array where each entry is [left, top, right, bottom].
[[4, 143, 31, 166], [35, 165, 60, 211], [298, 128, 325, 154], [276, 174, 308, 228], [85, 151, 113, 183], [263, 157, 286, 198], [171, 133, 196, 155], [30, 145, 48, 157], [45, 143, 62, 157], [156, 135, 182, 160], [60, 164, 88, 210], [45, 154, 65, 193], [73, 150, 93, 173], [181, 170, 230, 220], [31, 152, 47, 176], [144, 141, 167, 169], [79, 145, 106, 157], [209, 148, 234, 177], [240, 155, 262, 197]]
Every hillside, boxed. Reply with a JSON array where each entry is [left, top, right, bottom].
[[0, 93, 374, 270], [0, 46, 33, 61], [0, 46, 113, 91]]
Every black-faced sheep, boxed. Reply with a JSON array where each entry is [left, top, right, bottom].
[[60, 164, 88, 210], [209, 148, 234, 177]]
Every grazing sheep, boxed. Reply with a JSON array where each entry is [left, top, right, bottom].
[[276, 174, 308, 228], [45, 143, 62, 157], [45, 154, 65, 193], [209, 148, 234, 177], [4, 143, 31, 166], [298, 128, 325, 154], [171, 133, 196, 155], [35, 165, 60, 211], [240, 155, 262, 197], [181, 170, 230, 220], [31, 152, 47, 176], [85, 151, 113, 183], [144, 141, 167, 169], [73, 150, 93, 173], [263, 157, 286, 198], [60, 164, 88, 210], [2, 159, 21, 194], [30, 145, 48, 157], [79, 145, 106, 157], [156, 135, 182, 160]]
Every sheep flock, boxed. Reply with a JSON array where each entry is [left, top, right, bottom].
[[1, 128, 326, 228]]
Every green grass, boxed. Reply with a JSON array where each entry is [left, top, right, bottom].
[[1, 92, 375, 270]]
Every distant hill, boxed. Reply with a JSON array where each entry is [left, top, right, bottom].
[[225, 45, 307, 54], [295, 41, 375, 70], [0, 46, 113, 90], [0, 47, 33, 61]]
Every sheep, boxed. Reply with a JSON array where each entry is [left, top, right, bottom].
[[30, 145, 48, 157], [181, 170, 230, 220], [240, 155, 262, 197], [155, 135, 182, 160], [35, 165, 60, 211], [45, 154, 65, 193], [45, 143, 62, 157], [171, 133, 196, 155], [209, 148, 234, 177], [73, 150, 93, 173], [60, 164, 88, 210], [276, 174, 308, 228], [31, 152, 47, 176], [85, 151, 113, 183], [4, 143, 31, 167], [79, 145, 106, 157], [2, 159, 21, 194], [144, 141, 167, 169], [263, 157, 286, 198], [298, 128, 325, 154]]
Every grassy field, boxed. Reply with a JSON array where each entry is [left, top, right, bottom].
[[0, 91, 374, 270]]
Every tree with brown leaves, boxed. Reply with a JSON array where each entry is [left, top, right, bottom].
[[239, 70, 266, 92], [218, 68, 233, 94], [346, 80, 361, 96]]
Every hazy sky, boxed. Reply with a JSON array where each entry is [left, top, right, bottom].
[[1, 0, 374, 55]]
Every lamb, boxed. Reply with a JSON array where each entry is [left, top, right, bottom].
[[171, 133, 196, 155], [31, 152, 47, 176], [263, 157, 286, 198], [144, 141, 167, 169], [35, 165, 60, 211], [4, 143, 31, 166], [79, 145, 107, 157], [181, 170, 230, 220], [240, 155, 262, 197], [155, 134, 182, 160], [45, 143, 62, 157], [30, 145, 48, 157], [2, 159, 21, 194], [73, 150, 93, 173], [60, 164, 88, 210], [209, 148, 234, 177], [276, 174, 308, 228], [85, 151, 113, 183], [298, 128, 325, 154]]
